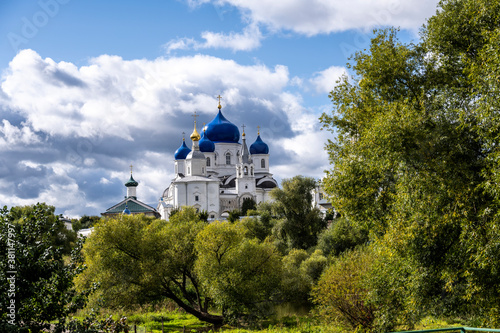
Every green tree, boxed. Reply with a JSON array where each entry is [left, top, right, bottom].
[[281, 249, 327, 305], [316, 218, 368, 257], [271, 176, 326, 251], [0, 203, 84, 332], [320, 1, 500, 325], [77, 208, 224, 325], [241, 197, 256, 216], [312, 247, 375, 331], [195, 221, 282, 319]]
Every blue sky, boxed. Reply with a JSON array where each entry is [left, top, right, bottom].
[[0, 0, 439, 217]]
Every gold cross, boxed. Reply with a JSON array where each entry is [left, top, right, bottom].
[[217, 94, 222, 109], [257, 126, 260, 135], [130, 164, 133, 174]]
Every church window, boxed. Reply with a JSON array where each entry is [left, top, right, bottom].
[[261, 159, 265, 168], [226, 153, 231, 165], [195, 195, 199, 201], [251, 167, 254, 175], [206, 157, 211, 166], [245, 184, 248, 189], [244, 166, 248, 175], [210, 214, 215, 219]]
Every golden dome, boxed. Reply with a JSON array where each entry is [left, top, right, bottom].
[[190, 122, 201, 141]]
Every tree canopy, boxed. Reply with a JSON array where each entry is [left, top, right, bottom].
[[319, 0, 500, 328], [0, 203, 83, 332]]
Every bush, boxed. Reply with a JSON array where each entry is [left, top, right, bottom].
[[312, 247, 375, 330], [316, 218, 368, 257]]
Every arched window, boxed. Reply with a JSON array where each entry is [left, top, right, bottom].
[[226, 153, 231, 165], [206, 157, 211, 167], [261, 159, 265, 168], [244, 166, 248, 175]]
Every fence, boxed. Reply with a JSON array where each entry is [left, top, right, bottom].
[[391, 327, 500, 333]]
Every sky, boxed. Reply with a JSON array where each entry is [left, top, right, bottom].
[[0, 0, 439, 218]]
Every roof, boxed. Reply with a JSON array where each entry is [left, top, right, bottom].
[[102, 197, 160, 218]]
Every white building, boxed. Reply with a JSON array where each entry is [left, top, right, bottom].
[[157, 102, 278, 220]]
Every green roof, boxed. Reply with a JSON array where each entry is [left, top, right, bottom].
[[125, 174, 139, 187], [103, 198, 158, 215]]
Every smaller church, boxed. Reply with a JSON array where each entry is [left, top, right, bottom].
[[157, 98, 278, 220], [102, 166, 160, 218]]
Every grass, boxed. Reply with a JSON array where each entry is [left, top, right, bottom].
[[71, 303, 480, 333]]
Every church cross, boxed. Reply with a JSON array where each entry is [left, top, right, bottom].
[[217, 94, 222, 109], [257, 126, 260, 135], [241, 124, 246, 134], [191, 111, 199, 123], [130, 164, 133, 174]]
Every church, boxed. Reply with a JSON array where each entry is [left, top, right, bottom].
[[156, 98, 278, 220]]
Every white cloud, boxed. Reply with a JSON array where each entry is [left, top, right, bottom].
[[165, 23, 262, 53], [1, 50, 289, 140], [0, 119, 41, 148], [309, 66, 348, 94], [212, 0, 438, 35]]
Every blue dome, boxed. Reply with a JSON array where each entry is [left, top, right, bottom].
[[250, 135, 269, 154], [199, 131, 215, 152], [123, 204, 131, 215], [204, 110, 240, 143], [174, 140, 191, 160]]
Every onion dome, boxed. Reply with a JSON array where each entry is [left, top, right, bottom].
[[125, 174, 138, 187], [204, 109, 240, 143], [190, 124, 201, 142], [122, 204, 131, 215], [250, 134, 269, 154], [199, 129, 215, 152], [174, 139, 191, 160]]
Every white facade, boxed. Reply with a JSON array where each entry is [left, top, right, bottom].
[[157, 107, 278, 220]]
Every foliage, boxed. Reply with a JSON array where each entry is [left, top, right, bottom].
[[316, 218, 369, 257], [241, 197, 257, 216], [312, 247, 375, 331], [271, 176, 327, 251], [239, 216, 272, 242], [228, 209, 242, 223], [72, 215, 101, 232], [195, 221, 282, 319], [281, 249, 327, 305], [0, 203, 85, 332], [319, 0, 500, 327], [76, 208, 224, 325]]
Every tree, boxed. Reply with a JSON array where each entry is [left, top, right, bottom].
[[312, 247, 375, 330], [76, 208, 224, 325], [271, 176, 326, 251], [316, 218, 368, 257], [319, 0, 500, 325], [0, 203, 83, 332], [195, 221, 282, 320], [241, 197, 256, 216]]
